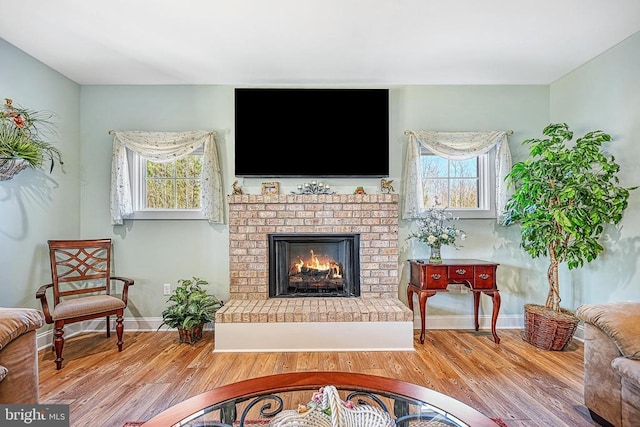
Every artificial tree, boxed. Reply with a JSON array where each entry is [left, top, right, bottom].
[[503, 123, 636, 348]]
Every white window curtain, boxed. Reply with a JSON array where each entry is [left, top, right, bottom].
[[402, 130, 512, 223], [110, 130, 223, 225]]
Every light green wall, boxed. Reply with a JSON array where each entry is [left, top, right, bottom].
[[79, 85, 550, 320], [550, 31, 640, 304], [2, 31, 638, 324], [0, 38, 80, 309]]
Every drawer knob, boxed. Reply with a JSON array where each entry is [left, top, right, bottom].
[[430, 274, 441, 280], [455, 269, 466, 275], [479, 273, 490, 280]]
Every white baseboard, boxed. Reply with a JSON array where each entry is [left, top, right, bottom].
[[37, 314, 534, 351]]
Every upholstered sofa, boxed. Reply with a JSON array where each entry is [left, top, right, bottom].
[[576, 302, 640, 427], [0, 307, 45, 404]]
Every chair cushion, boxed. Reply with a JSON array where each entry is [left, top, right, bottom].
[[52, 295, 126, 320], [576, 302, 640, 359], [0, 308, 45, 350]]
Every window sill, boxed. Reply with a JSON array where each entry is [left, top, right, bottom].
[[131, 210, 207, 220]]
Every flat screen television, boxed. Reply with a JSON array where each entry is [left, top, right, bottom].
[[234, 88, 389, 178]]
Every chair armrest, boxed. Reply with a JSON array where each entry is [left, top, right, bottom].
[[35, 284, 54, 324], [111, 276, 134, 306]]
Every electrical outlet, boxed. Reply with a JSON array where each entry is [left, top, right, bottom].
[[163, 283, 171, 295]]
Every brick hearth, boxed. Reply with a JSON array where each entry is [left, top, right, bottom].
[[214, 193, 414, 352]]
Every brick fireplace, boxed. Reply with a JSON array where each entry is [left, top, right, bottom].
[[214, 193, 414, 352]]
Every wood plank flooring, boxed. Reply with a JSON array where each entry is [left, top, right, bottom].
[[38, 329, 598, 427]]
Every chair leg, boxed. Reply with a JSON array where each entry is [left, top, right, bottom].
[[116, 313, 124, 352], [53, 323, 65, 370], [106, 315, 111, 337]]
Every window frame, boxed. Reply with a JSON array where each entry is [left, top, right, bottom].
[[128, 148, 207, 221], [419, 147, 496, 219]]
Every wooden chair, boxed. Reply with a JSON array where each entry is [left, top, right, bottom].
[[36, 239, 134, 370]]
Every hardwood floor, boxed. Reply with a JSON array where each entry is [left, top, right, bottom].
[[38, 329, 598, 427]]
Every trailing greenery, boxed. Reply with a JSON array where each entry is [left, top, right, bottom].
[[158, 277, 223, 330], [0, 98, 64, 173], [503, 123, 636, 312]]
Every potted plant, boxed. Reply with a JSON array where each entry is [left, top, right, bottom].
[[503, 123, 636, 350], [158, 276, 224, 344], [0, 98, 64, 180]]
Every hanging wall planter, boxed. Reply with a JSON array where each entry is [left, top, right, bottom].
[[0, 158, 30, 181], [0, 98, 64, 180]]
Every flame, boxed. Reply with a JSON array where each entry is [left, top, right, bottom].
[[293, 249, 342, 278]]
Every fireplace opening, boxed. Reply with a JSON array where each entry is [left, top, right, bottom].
[[269, 233, 360, 298]]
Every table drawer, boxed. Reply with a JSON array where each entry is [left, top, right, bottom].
[[473, 265, 496, 289], [409, 261, 449, 290], [422, 265, 448, 290], [447, 265, 474, 281]]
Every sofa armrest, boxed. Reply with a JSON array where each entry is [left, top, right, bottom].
[[0, 308, 44, 350], [576, 302, 640, 359]]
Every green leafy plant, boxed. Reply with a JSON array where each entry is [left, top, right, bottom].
[[503, 123, 636, 312], [158, 277, 223, 330], [0, 98, 64, 173]]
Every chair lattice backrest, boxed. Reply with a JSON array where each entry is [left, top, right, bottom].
[[48, 239, 113, 305]]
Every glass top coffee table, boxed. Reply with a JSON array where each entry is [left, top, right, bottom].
[[141, 371, 498, 427]]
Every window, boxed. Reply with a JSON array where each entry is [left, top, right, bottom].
[[402, 130, 511, 222], [419, 147, 495, 219], [129, 147, 207, 220]]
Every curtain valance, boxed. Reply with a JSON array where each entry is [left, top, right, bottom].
[[110, 130, 223, 225], [402, 130, 512, 223]]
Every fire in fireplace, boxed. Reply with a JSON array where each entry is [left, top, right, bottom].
[[268, 233, 360, 297]]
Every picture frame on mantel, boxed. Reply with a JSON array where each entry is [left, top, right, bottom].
[[261, 182, 279, 195]]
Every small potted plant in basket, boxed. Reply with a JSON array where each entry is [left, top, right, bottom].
[[158, 276, 224, 344], [408, 208, 466, 263]]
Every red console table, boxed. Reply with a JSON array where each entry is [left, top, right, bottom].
[[407, 259, 501, 344]]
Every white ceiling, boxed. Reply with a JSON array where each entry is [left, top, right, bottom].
[[2, 0, 640, 86]]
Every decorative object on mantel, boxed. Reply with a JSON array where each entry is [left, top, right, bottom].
[[408, 208, 466, 264], [380, 178, 394, 193], [231, 179, 244, 195], [262, 181, 280, 195], [0, 98, 64, 180], [293, 180, 335, 195], [353, 186, 366, 195], [503, 123, 637, 351]]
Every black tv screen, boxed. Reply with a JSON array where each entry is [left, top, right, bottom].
[[234, 88, 389, 178]]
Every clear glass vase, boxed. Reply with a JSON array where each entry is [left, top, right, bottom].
[[429, 244, 442, 264]]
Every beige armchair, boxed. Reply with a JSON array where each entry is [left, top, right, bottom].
[[0, 307, 44, 404], [576, 302, 640, 427]]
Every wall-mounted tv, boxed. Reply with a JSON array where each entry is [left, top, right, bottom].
[[234, 88, 389, 178]]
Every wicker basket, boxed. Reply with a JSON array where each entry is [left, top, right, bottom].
[[523, 303, 579, 351], [0, 158, 30, 181], [269, 386, 395, 427]]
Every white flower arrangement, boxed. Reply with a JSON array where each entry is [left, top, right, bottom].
[[409, 208, 466, 248]]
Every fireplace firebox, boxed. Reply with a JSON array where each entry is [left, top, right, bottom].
[[268, 233, 360, 298]]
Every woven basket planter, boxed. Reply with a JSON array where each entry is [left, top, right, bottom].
[[523, 303, 579, 351], [0, 158, 30, 181], [178, 324, 204, 345]]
